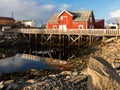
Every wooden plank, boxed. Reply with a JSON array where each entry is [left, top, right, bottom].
[[17, 28, 120, 37]]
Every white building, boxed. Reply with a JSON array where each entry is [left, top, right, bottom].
[[21, 20, 36, 27], [107, 23, 119, 29]]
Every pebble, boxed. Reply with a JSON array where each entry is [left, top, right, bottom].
[[26, 79, 37, 84], [72, 71, 78, 76], [60, 71, 71, 75]]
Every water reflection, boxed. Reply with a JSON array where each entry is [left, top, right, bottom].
[[0, 54, 54, 73]]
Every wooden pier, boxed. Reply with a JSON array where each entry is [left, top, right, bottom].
[[18, 28, 120, 36], [8, 29, 120, 59], [18, 28, 120, 46]]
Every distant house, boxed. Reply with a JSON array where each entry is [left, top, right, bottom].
[[47, 10, 104, 31], [95, 19, 104, 29], [106, 23, 119, 29], [0, 17, 15, 30], [21, 20, 36, 27]]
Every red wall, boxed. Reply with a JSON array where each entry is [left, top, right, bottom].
[[58, 11, 73, 29], [47, 23, 58, 29], [47, 11, 88, 30], [72, 22, 87, 29], [95, 19, 104, 29]]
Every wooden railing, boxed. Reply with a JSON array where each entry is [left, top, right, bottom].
[[18, 29, 120, 36]]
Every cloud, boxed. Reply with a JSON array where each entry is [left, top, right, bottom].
[[0, 0, 71, 26], [58, 4, 71, 11], [0, 0, 55, 20], [110, 10, 120, 18]]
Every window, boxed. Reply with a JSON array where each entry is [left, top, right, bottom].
[[90, 16, 92, 23], [60, 16, 63, 20], [78, 25, 83, 29], [89, 25, 94, 29], [53, 25, 57, 29]]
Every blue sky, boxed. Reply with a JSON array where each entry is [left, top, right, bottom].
[[0, 0, 120, 25]]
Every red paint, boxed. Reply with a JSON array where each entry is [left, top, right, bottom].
[[95, 19, 104, 29], [47, 10, 104, 30]]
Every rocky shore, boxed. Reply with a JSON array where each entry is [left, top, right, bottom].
[[0, 31, 120, 90], [0, 69, 87, 90]]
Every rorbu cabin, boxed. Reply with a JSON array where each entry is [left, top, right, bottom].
[[0, 17, 15, 30], [47, 10, 104, 31]]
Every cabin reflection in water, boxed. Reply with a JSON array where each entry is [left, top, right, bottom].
[[0, 54, 72, 73]]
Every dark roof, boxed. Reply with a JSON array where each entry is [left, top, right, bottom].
[[0, 17, 15, 25], [47, 13, 59, 23], [47, 10, 93, 23], [95, 19, 104, 23], [0, 17, 15, 21]]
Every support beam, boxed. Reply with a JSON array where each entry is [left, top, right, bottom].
[[68, 35, 81, 45], [89, 35, 91, 46], [35, 34, 37, 55]]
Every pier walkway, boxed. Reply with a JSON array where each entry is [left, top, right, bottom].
[[18, 28, 120, 36], [17, 28, 120, 47]]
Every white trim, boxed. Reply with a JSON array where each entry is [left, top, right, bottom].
[[53, 25, 57, 29], [59, 25, 67, 31], [60, 16, 68, 24], [57, 10, 73, 17], [78, 25, 83, 29], [90, 16, 92, 23]]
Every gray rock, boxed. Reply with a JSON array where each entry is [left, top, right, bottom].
[[72, 71, 78, 76], [60, 71, 71, 75], [0, 81, 4, 89]]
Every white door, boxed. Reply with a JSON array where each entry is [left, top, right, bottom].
[[59, 25, 67, 32]]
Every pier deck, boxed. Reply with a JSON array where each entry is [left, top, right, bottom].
[[16, 28, 120, 59], [18, 28, 120, 36]]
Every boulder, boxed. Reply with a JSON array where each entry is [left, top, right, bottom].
[[87, 57, 120, 90]]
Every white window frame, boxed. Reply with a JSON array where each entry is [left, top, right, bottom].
[[53, 25, 57, 29], [90, 16, 92, 23], [89, 25, 94, 29], [78, 25, 83, 29], [60, 16, 68, 24], [60, 16, 63, 20]]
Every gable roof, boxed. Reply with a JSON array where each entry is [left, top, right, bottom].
[[21, 20, 35, 22], [47, 10, 93, 23], [73, 10, 93, 22], [95, 19, 104, 23], [57, 10, 73, 17], [0, 17, 15, 21], [0, 17, 15, 25], [47, 13, 59, 23]]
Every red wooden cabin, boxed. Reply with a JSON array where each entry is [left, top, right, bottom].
[[47, 10, 104, 31]]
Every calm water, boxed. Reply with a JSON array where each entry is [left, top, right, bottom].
[[0, 54, 54, 73], [0, 46, 80, 73]]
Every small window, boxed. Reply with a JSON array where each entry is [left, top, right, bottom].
[[53, 25, 57, 29], [110, 26, 116, 29], [89, 25, 94, 29], [90, 16, 92, 22], [60, 16, 63, 20], [78, 25, 83, 29]]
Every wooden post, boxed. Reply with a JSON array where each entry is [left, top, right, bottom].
[[92, 36, 94, 44], [62, 35, 65, 57], [68, 34, 70, 46], [89, 35, 91, 46], [29, 33, 31, 54], [80, 36, 82, 46], [102, 36, 105, 44], [35, 34, 37, 55], [78, 35, 81, 47], [59, 33, 61, 59]]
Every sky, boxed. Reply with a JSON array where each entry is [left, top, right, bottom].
[[0, 0, 120, 26]]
